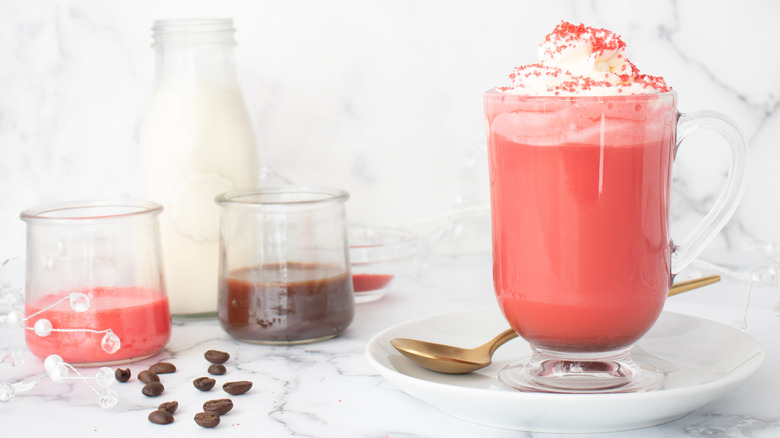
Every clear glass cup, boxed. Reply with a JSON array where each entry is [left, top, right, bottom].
[[20, 199, 171, 366], [216, 187, 355, 344], [484, 90, 747, 393]]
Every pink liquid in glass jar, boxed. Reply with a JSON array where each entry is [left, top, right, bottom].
[[25, 287, 171, 365]]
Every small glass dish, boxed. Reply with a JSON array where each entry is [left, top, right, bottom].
[[349, 225, 418, 304]]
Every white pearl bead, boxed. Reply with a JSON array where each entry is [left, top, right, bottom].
[[33, 319, 53, 337], [49, 364, 70, 382], [5, 310, 24, 327], [43, 354, 64, 373]]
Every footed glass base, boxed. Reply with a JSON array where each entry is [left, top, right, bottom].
[[499, 346, 664, 394]]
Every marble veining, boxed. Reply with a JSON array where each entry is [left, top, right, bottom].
[[685, 413, 780, 437], [0, 0, 779, 257], [3, 0, 780, 436], [1, 253, 779, 437]]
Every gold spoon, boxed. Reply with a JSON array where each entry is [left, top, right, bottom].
[[390, 275, 720, 374]]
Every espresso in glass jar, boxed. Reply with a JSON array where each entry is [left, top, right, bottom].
[[215, 187, 355, 344], [219, 262, 354, 344]]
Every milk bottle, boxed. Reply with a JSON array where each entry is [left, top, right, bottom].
[[140, 19, 258, 318]]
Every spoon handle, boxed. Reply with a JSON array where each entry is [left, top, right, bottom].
[[668, 275, 720, 297], [487, 328, 519, 356]]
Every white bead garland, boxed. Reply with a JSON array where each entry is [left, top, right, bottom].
[[0, 354, 119, 408], [1, 289, 122, 354], [1, 258, 123, 408], [2, 348, 25, 367]]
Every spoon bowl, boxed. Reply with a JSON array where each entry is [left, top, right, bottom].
[[391, 275, 720, 374], [391, 328, 518, 374]]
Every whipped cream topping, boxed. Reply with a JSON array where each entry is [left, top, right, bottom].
[[498, 21, 670, 96]]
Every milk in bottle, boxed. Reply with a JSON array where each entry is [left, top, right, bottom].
[[140, 18, 258, 318]]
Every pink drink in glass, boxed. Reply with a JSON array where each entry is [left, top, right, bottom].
[[486, 92, 677, 353], [486, 21, 747, 393]]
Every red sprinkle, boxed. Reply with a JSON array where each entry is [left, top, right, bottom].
[[504, 21, 670, 94], [541, 21, 625, 59]]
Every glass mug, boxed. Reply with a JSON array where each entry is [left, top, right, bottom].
[[484, 90, 747, 393], [216, 187, 355, 344], [19, 199, 171, 366]]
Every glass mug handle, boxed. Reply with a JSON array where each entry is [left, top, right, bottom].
[[671, 110, 749, 274]]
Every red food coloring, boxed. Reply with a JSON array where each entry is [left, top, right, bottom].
[[352, 274, 395, 293]]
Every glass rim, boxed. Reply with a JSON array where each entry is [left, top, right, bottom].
[[20, 199, 163, 223], [151, 18, 237, 48], [484, 88, 678, 101], [152, 18, 235, 33], [348, 225, 418, 264], [216, 187, 350, 208], [348, 225, 419, 249]]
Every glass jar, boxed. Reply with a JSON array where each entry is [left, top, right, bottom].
[[216, 188, 355, 344], [20, 199, 170, 366], [140, 18, 259, 319]]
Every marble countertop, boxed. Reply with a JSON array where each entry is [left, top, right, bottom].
[[2, 252, 779, 437]]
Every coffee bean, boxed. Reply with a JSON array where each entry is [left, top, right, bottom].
[[204, 350, 230, 364], [138, 370, 160, 383], [222, 381, 252, 395], [149, 362, 176, 374], [148, 409, 174, 425], [114, 368, 131, 383], [203, 398, 233, 415], [193, 377, 216, 391], [208, 364, 226, 375], [158, 400, 178, 414], [194, 411, 220, 428], [142, 381, 165, 397]]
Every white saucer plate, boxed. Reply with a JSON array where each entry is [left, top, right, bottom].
[[366, 307, 764, 433]]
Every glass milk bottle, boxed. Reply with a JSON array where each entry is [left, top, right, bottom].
[[140, 19, 258, 318]]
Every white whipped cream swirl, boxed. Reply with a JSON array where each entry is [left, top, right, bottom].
[[499, 21, 669, 96]]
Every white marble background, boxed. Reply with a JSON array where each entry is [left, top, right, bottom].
[[1, 0, 779, 259]]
